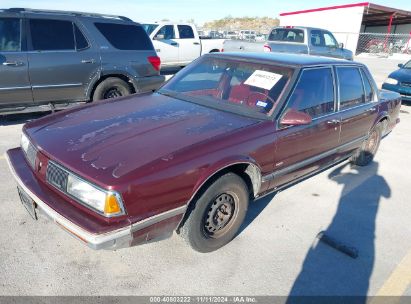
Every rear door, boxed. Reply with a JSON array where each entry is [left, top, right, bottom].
[[336, 66, 379, 155], [151, 24, 179, 66], [270, 67, 340, 188], [27, 18, 100, 103], [176, 25, 200, 64], [0, 16, 32, 106]]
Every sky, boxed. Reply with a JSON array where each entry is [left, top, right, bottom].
[[2, 0, 411, 25]]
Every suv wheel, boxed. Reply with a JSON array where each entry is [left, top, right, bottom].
[[351, 122, 383, 166], [180, 173, 249, 252], [92, 77, 132, 101]]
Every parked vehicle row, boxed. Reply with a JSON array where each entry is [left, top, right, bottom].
[[223, 26, 354, 61], [0, 8, 164, 115], [7, 52, 401, 252], [142, 22, 224, 68]]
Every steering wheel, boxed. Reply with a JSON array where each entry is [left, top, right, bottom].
[[246, 91, 276, 111]]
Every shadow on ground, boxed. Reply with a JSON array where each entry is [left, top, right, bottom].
[[286, 162, 390, 303]]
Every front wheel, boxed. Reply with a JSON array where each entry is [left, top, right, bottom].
[[180, 173, 249, 252], [351, 122, 383, 166]]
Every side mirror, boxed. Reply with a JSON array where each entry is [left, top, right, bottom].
[[280, 109, 312, 126], [154, 34, 165, 40], [398, 63, 404, 68], [339, 42, 344, 49]]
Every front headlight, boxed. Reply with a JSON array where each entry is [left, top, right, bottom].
[[384, 77, 398, 85], [21, 132, 37, 169], [66, 174, 124, 217]]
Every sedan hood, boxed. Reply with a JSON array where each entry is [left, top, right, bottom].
[[389, 68, 411, 81], [25, 93, 258, 182]]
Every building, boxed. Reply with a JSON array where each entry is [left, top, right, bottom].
[[279, 2, 411, 54]]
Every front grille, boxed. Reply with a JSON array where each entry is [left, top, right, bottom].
[[46, 161, 69, 191], [401, 82, 411, 88], [25, 142, 37, 169]]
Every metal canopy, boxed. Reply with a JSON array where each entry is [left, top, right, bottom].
[[363, 3, 411, 26]]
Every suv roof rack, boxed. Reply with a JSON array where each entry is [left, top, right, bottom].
[[1, 8, 132, 22]]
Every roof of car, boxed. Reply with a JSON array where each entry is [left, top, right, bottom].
[[212, 52, 361, 67]]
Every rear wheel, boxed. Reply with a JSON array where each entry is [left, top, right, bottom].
[[351, 122, 383, 166], [180, 173, 249, 252], [92, 77, 132, 101]]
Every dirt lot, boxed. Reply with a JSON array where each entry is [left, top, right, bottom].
[[0, 57, 410, 297]]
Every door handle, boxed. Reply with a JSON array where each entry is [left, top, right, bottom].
[[81, 59, 95, 64], [193, 42, 200, 45], [2, 61, 24, 67], [366, 107, 376, 112], [171, 42, 178, 46], [326, 119, 339, 125]]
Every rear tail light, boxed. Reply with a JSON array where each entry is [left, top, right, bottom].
[[148, 56, 161, 71], [263, 44, 271, 52]]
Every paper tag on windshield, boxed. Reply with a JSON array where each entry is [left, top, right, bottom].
[[244, 70, 283, 90]]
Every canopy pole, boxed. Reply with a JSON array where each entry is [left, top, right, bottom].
[[384, 13, 395, 50]]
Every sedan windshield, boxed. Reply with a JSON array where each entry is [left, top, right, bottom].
[[159, 56, 294, 118], [142, 23, 159, 35]]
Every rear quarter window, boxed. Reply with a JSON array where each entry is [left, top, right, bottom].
[[95, 22, 153, 50]]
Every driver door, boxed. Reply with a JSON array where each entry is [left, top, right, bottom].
[[152, 25, 179, 66], [269, 67, 340, 189]]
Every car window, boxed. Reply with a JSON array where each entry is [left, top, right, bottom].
[[323, 31, 338, 47], [95, 22, 153, 50], [269, 28, 304, 43], [178, 25, 195, 39], [310, 30, 324, 47], [286, 68, 335, 118], [155, 25, 175, 40], [0, 18, 21, 52], [361, 68, 375, 102], [161, 56, 293, 117], [74, 24, 89, 50], [337, 67, 366, 110], [30, 19, 74, 51]]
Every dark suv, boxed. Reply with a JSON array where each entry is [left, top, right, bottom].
[[0, 8, 165, 115]]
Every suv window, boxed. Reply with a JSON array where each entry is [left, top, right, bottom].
[[74, 24, 89, 50], [269, 28, 304, 43], [0, 18, 21, 51], [30, 19, 75, 51], [337, 67, 365, 109], [361, 68, 375, 102], [178, 25, 194, 39], [155, 25, 175, 40], [95, 22, 152, 50], [286, 68, 335, 118]]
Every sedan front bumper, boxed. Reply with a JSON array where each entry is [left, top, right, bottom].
[[6, 148, 133, 250]]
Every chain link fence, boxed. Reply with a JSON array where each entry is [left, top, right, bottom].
[[334, 32, 411, 56]]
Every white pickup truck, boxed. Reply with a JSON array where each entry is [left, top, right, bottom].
[[142, 22, 225, 68]]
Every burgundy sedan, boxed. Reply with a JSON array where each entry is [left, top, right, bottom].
[[7, 53, 401, 252]]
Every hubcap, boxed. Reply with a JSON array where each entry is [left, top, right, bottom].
[[104, 87, 123, 99], [367, 130, 379, 154], [204, 193, 236, 238]]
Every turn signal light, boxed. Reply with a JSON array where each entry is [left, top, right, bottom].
[[148, 56, 161, 71], [104, 194, 121, 214]]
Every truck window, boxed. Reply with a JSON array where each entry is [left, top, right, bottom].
[[142, 23, 159, 35], [286, 68, 335, 118], [178, 25, 194, 39], [30, 19, 75, 51], [154, 25, 175, 40], [0, 18, 21, 51], [268, 28, 304, 43], [95, 23, 153, 50], [337, 67, 365, 109], [310, 30, 323, 47], [323, 31, 338, 48]]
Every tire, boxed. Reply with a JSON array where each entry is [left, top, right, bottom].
[[351, 122, 383, 166], [180, 173, 249, 253], [92, 77, 131, 101]]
